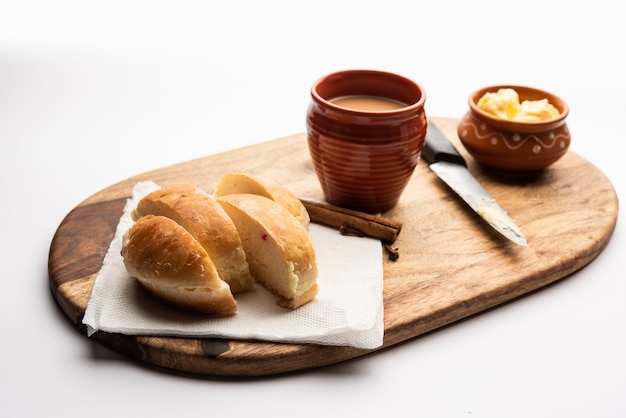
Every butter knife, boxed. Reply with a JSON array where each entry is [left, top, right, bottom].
[[422, 120, 527, 247]]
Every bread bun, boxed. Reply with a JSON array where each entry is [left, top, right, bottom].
[[133, 183, 255, 293], [216, 193, 318, 309], [121, 215, 237, 315], [214, 172, 310, 229]]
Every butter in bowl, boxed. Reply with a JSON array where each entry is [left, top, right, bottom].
[[457, 85, 570, 174]]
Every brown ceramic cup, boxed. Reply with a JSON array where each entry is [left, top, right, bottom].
[[306, 69, 427, 213]]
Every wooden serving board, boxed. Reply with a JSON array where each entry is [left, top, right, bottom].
[[48, 117, 619, 377]]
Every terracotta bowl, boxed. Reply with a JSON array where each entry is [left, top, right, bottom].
[[457, 85, 570, 173]]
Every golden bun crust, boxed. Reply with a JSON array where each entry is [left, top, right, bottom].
[[121, 215, 237, 315], [133, 183, 254, 293], [214, 172, 310, 229], [216, 193, 318, 309]]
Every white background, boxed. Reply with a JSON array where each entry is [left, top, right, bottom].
[[1, 1, 624, 417]]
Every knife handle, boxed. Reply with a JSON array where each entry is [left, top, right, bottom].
[[422, 120, 467, 167]]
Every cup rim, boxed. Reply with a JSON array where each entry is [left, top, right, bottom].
[[311, 69, 426, 115]]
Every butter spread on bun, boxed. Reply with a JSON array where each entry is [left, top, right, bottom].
[[216, 193, 319, 309]]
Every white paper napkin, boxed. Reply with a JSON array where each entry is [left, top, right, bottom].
[[82, 181, 384, 349]]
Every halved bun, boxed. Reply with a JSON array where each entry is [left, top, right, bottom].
[[216, 193, 318, 309], [214, 172, 310, 229], [121, 215, 237, 315], [133, 183, 254, 293]]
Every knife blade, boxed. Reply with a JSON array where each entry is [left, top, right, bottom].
[[422, 120, 527, 247]]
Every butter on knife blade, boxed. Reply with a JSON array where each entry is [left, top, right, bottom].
[[422, 120, 527, 247], [476, 206, 526, 242]]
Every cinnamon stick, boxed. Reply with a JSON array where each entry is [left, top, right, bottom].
[[300, 199, 402, 243]]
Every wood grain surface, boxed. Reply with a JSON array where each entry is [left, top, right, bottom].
[[48, 117, 619, 377]]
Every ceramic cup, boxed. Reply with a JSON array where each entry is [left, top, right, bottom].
[[306, 69, 427, 213]]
